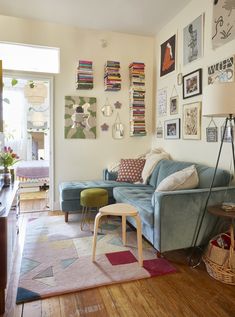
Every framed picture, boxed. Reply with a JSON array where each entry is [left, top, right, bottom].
[[206, 127, 218, 142], [182, 102, 201, 140], [183, 68, 202, 99], [156, 126, 163, 138], [221, 125, 234, 143], [164, 118, 180, 139], [170, 96, 179, 115], [183, 14, 203, 65], [157, 88, 167, 117], [212, 0, 235, 49], [208, 56, 234, 85], [160, 34, 176, 77]]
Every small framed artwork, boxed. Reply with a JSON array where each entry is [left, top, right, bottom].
[[182, 102, 201, 140], [221, 126, 234, 143], [170, 96, 179, 115], [183, 14, 203, 65], [156, 126, 163, 138], [208, 56, 234, 85], [183, 68, 202, 99], [160, 34, 176, 77], [206, 127, 218, 142], [164, 118, 180, 139], [157, 88, 167, 117]]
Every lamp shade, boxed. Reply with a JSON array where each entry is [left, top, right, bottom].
[[202, 82, 235, 117]]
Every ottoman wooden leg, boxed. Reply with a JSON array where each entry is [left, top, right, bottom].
[[65, 212, 68, 223], [135, 214, 143, 266], [92, 212, 102, 261]]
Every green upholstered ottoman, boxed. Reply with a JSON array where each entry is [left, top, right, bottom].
[[80, 188, 108, 230]]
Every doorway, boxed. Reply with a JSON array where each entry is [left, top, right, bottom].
[[2, 74, 53, 212]]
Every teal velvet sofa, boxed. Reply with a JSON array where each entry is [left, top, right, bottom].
[[59, 159, 235, 252]]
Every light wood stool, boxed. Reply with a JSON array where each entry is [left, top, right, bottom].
[[92, 203, 143, 266]]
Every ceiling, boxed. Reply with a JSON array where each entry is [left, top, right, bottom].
[[0, 0, 190, 36]]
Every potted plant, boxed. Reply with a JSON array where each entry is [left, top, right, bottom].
[[0, 146, 20, 186]]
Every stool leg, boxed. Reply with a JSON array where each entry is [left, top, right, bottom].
[[92, 212, 102, 262], [122, 215, 126, 245], [65, 212, 68, 223], [135, 214, 143, 266]]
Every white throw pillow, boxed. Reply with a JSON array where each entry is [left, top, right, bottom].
[[156, 165, 199, 191], [142, 151, 170, 184]]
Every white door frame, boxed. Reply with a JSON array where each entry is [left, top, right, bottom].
[[3, 70, 54, 209]]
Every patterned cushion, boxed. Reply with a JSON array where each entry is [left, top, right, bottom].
[[116, 159, 146, 183]]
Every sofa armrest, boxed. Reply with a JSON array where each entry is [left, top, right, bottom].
[[103, 169, 118, 181], [152, 186, 235, 252]]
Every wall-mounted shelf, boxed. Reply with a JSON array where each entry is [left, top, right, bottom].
[[104, 61, 121, 91], [76, 60, 93, 90], [129, 62, 146, 136]]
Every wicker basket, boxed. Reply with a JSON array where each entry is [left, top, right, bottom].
[[202, 226, 235, 285]]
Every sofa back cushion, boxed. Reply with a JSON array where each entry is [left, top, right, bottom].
[[149, 159, 231, 189]]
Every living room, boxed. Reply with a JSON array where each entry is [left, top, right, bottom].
[[0, 0, 235, 316]]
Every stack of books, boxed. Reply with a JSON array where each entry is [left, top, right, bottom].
[[104, 61, 121, 91], [76, 60, 93, 90], [129, 62, 146, 136]]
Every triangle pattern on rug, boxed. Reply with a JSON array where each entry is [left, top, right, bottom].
[[20, 258, 41, 275], [33, 266, 53, 279], [33, 276, 57, 287], [61, 257, 78, 269]]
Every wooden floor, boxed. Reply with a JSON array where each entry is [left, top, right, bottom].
[[20, 190, 49, 213], [2, 207, 235, 317]]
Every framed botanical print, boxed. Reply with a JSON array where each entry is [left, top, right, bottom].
[[164, 118, 180, 139], [183, 14, 203, 65], [182, 102, 201, 140], [183, 68, 202, 99], [160, 34, 176, 77]]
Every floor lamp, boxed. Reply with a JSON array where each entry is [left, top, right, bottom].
[[189, 81, 235, 267]]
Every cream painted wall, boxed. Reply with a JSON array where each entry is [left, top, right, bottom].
[[153, 0, 235, 171], [0, 15, 154, 207]]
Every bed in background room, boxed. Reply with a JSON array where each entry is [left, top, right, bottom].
[[15, 160, 49, 191]]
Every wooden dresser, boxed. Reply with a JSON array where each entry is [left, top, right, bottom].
[[0, 181, 19, 314]]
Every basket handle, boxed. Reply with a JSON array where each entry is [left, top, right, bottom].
[[228, 225, 234, 268]]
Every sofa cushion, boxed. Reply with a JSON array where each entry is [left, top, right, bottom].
[[113, 186, 154, 227], [152, 160, 230, 189], [116, 159, 145, 183], [156, 165, 199, 191]]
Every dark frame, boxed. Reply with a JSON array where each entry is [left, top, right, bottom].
[[164, 118, 180, 139], [160, 34, 176, 77], [182, 68, 202, 99]]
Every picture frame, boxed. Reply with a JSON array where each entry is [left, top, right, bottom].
[[160, 34, 176, 77], [164, 118, 180, 139], [157, 88, 167, 117], [156, 126, 163, 138], [183, 14, 203, 65], [182, 102, 201, 140], [206, 127, 218, 142], [208, 56, 234, 85], [182, 68, 202, 99], [170, 96, 179, 115]]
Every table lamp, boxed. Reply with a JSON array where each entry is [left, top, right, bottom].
[[189, 81, 235, 267]]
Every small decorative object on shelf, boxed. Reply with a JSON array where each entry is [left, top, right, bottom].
[[104, 61, 121, 91], [129, 62, 146, 136], [76, 60, 93, 90], [0, 146, 20, 187]]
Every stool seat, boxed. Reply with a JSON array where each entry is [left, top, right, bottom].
[[92, 203, 143, 266], [80, 188, 108, 230]]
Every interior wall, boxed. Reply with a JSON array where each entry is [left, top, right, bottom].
[[153, 0, 235, 170], [0, 15, 155, 207]]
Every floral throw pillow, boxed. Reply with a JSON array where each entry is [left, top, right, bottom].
[[116, 159, 146, 183]]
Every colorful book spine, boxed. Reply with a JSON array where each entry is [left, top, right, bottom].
[[76, 60, 93, 90], [129, 62, 146, 136], [104, 61, 121, 91]]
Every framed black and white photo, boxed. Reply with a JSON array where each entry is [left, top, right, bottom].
[[170, 96, 179, 115], [164, 118, 180, 139], [183, 14, 203, 65], [183, 68, 202, 99], [206, 127, 218, 142]]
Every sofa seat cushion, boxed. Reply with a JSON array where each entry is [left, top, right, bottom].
[[113, 186, 154, 227], [59, 180, 149, 201]]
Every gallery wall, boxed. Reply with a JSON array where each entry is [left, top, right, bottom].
[[153, 0, 235, 170], [0, 14, 155, 208]]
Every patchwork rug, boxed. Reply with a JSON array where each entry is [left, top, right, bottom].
[[16, 214, 177, 304]]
